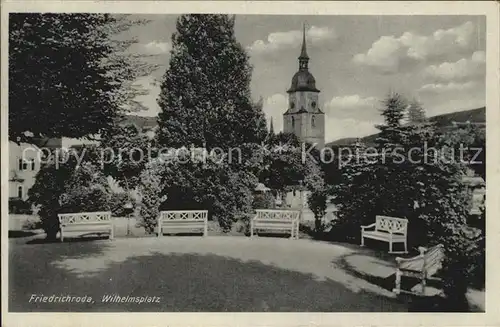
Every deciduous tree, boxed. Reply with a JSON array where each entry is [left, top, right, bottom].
[[9, 13, 155, 143], [100, 123, 153, 189]]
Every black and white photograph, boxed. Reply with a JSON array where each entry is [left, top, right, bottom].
[[2, 1, 499, 325]]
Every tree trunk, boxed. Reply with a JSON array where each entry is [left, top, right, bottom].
[[314, 216, 324, 239], [43, 216, 60, 241]]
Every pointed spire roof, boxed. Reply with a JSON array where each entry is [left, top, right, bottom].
[[269, 117, 275, 135], [299, 23, 309, 59], [287, 22, 319, 93]]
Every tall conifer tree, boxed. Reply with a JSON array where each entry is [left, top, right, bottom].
[[157, 14, 267, 149], [407, 98, 427, 124], [375, 92, 407, 150]]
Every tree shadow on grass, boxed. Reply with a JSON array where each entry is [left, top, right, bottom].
[[9, 238, 112, 312], [254, 232, 293, 238], [10, 251, 408, 312], [9, 230, 39, 238], [159, 232, 205, 237], [26, 234, 112, 244]]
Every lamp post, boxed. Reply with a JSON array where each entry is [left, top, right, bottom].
[[299, 180, 304, 223], [123, 201, 134, 236]]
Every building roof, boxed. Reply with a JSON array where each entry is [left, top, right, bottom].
[[299, 24, 309, 60], [283, 105, 324, 115], [287, 24, 320, 94], [287, 70, 320, 93]]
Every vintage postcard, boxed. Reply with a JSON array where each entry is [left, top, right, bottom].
[[1, 1, 499, 326]]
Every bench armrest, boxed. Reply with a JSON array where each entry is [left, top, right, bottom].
[[395, 256, 418, 264], [417, 246, 427, 254], [361, 223, 376, 230]]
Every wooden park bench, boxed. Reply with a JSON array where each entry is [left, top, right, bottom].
[[58, 211, 113, 242], [251, 209, 300, 239], [157, 210, 208, 237], [393, 244, 445, 296], [361, 215, 408, 253]]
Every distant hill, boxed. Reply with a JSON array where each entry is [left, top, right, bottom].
[[428, 106, 485, 127], [328, 137, 359, 146], [326, 107, 485, 148]]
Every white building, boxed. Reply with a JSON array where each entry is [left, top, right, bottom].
[[8, 142, 41, 200]]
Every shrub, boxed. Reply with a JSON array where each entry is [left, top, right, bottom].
[[21, 216, 42, 230], [438, 225, 483, 309], [137, 161, 167, 234], [59, 183, 111, 214], [232, 213, 252, 235], [252, 192, 275, 210], [100, 123, 152, 190], [159, 160, 256, 232], [108, 192, 132, 217], [307, 187, 328, 236], [9, 198, 32, 214], [29, 154, 111, 240]]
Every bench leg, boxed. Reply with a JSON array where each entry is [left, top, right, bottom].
[[360, 234, 364, 247], [404, 239, 408, 253], [204, 221, 208, 237], [393, 269, 402, 294], [60, 230, 64, 243], [420, 272, 426, 295], [250, 220, 254, 238], [109, 225, 114, 240], [389, 240, 393, 253]]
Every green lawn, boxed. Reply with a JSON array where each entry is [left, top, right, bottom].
[[9, 236, 412, 312], [8, 214, 484, 312]]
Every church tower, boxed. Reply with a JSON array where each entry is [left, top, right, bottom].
[[283, 25, 325, 148]]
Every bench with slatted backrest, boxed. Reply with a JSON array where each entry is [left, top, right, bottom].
[[157, 210, 208, 237], [58, 211, 113, 242], [361, 215, 408, 253], [393, 244, 445, 296], [251, 209, 300, 239]]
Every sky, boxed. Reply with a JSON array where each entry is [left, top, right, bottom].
[[125, 15, 486, 142]]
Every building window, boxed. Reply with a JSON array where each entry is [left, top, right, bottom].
[[31, 160, 36, 171], [291, 116, 295, 128], [17, 185, 23, 199], [18, 159, 28, 171], [311, 101, 316, 108], [312, 116, 316, 128]]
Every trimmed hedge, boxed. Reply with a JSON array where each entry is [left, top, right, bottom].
[[9, 198, 32, 214]]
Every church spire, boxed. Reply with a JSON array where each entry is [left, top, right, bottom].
[[298, 23, 309, 70], [299, 23, 309, 59], [269, 117, 275, 135]]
